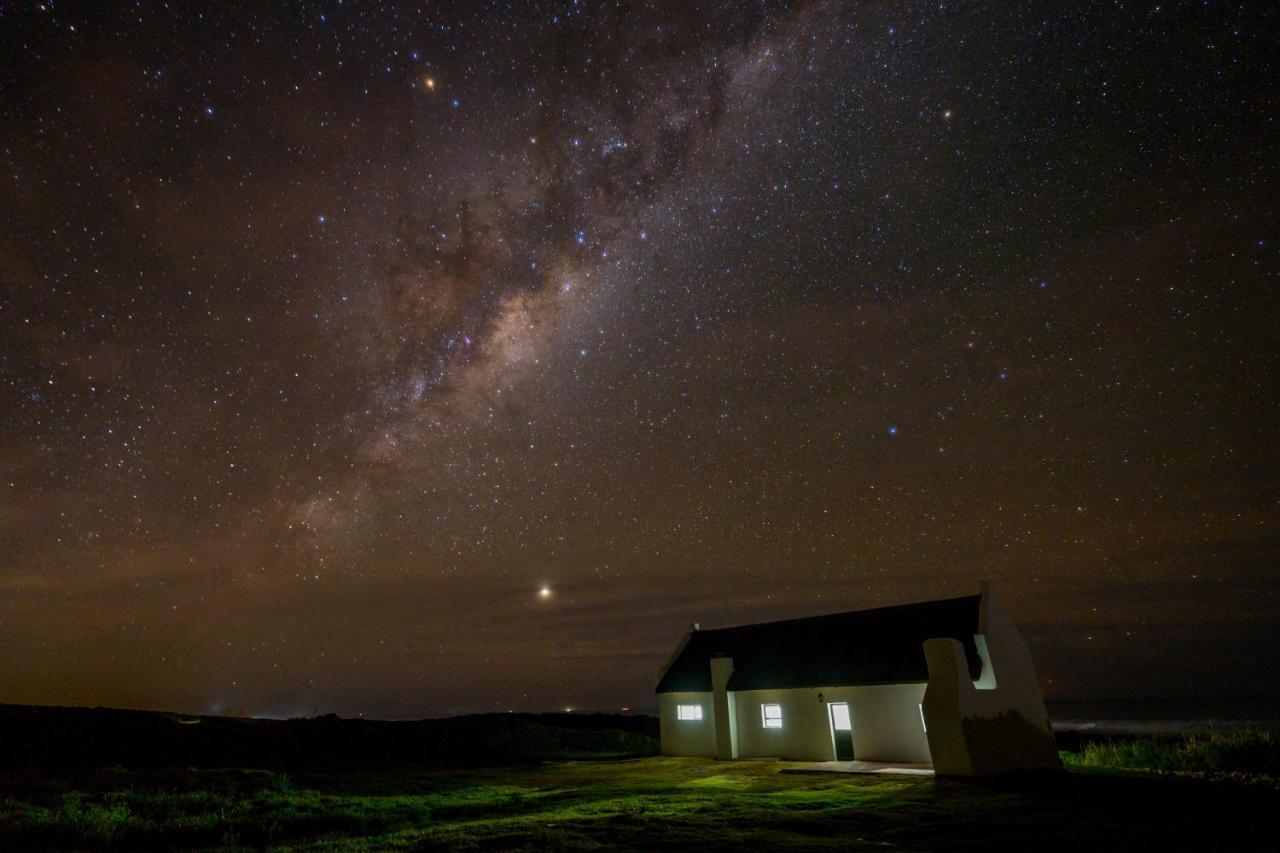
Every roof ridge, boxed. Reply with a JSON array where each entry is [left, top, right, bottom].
[[694, 593, 981, 635]]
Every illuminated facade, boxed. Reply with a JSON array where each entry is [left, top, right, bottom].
[[655, 584, 1060, 775]]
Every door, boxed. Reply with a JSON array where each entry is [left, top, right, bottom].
[[829, 701, 854, 760]]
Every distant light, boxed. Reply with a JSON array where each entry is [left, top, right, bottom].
[[204, 106, 214, 115], [317, 214, 327, 224], [539, 585, 552, 599], [887, 425, 899, 436], [423, 76, 436, 90]]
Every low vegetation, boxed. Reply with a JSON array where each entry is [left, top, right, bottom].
[[4, 756, 1280, 850], [3, 706, 1277, 849], [1060, 728, 1280, 779], [0, 704, 659, 767]]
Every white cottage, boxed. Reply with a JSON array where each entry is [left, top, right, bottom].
[[655, 584, 1060, 775]]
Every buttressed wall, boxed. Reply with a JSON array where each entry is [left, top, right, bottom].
[[921, 584, 1060, 775]]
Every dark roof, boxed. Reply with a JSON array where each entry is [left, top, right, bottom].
[[655, 594, 983, 693]]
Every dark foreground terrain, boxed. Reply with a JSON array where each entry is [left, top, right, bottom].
[[0, 703, 659, 767], [2, 704, 1278, 850]]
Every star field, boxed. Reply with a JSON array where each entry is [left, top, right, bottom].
[[1, 1, 1276, 717]]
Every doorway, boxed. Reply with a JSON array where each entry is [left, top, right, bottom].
[[829, 701, 854, 760]]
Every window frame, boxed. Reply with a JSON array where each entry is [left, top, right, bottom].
[[761, 702, 783, 728], [829, 701, 852, 732], [675, 704, 703, 721]]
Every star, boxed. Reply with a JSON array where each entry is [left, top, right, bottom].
[[1, 0, 1272, 722]]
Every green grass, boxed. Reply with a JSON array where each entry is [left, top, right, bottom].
[[1060, 728, 1280, 778], [2, 757, 1279, 850]]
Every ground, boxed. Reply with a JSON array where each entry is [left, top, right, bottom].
[[2, 756, 1278, 850]]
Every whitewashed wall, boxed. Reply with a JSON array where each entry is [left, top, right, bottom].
[[846, 683, 931, 762], [658, 691, 717, 756], [727, 683, 930, 762], [921, 584, 1061, 775]]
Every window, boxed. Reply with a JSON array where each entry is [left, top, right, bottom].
[[676, 704, 703, 721], [919, 703, 928, 733], [830, 702, 852, 731], [761, 703, 783, 728]]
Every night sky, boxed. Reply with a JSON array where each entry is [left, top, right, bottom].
[[2, 1, 1276, 719]]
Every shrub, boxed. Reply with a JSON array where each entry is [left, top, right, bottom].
[[1061, 728, 1280, 777]]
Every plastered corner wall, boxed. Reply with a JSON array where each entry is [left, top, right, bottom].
[[922, 587, 1061, 775]]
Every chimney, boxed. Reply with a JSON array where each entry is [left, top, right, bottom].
[[710, 657, 738, 759]]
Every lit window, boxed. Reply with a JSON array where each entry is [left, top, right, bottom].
[[919, 703, 928, 733], [676, 704, 703, 721], [830, 702, 851, 731], [761, 703, 783, 728]]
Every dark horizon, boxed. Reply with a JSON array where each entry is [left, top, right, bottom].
[[8, 689, 1280, 725], [2, 1, 1277, 720]]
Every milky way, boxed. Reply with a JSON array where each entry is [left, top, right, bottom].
[[1, 2, 1276, 717]]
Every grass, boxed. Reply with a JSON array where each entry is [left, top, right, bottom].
[[3, 757, 1280, 850], [1060, 728, 1280, 779]]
